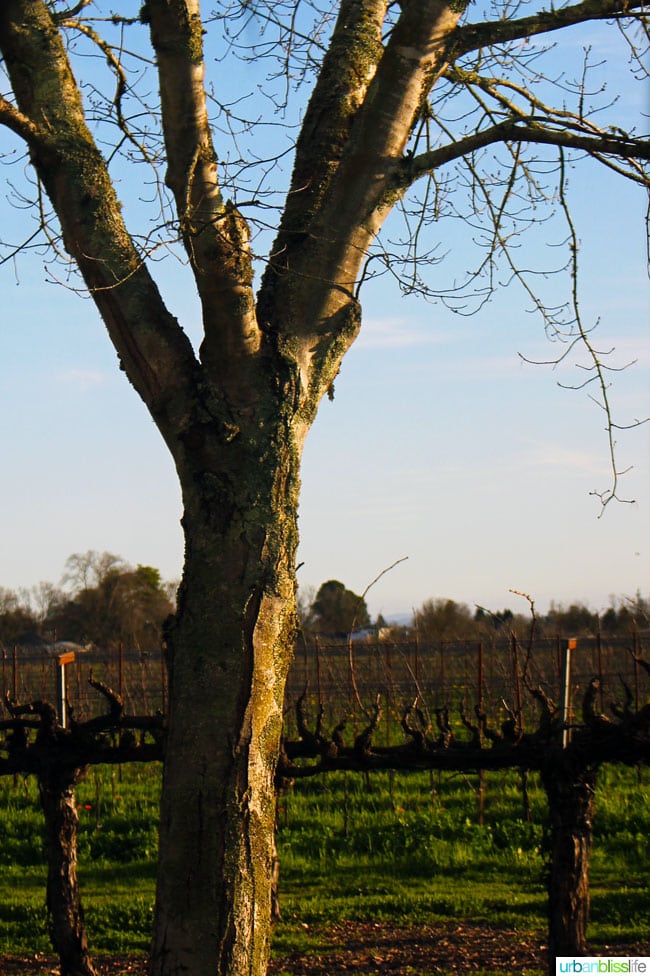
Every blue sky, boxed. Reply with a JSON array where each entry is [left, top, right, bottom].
[[0, 9, 648, 621]]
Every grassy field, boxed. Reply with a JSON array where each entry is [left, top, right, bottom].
[[0, 762, 647, 969]]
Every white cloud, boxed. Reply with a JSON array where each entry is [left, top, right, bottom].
[[57, 368, 104, 391], [357, 317, 451, 350], [519, 440, 603, 475]]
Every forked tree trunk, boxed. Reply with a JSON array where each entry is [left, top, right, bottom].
[[541, 762, 597, 969], [38, 765, 97, 976], [150, 419, 302, 976]]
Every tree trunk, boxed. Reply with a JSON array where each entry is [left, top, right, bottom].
[[150, 417, 302, 976], [542, 762, 597, 969], [270, 829, 282, 926], [38, 766, 97, 976]]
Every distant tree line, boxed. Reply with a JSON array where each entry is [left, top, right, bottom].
[[0, 550, 175, 650], [411, 595, 649, 641], [300, 584, 649, 641], [1, 558, 646, 651]]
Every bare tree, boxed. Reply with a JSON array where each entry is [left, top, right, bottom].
[[0, 2, 648, 975]]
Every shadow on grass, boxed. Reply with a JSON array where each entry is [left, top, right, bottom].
[[279, 857, 546, 932]]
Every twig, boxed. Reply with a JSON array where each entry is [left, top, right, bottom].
[[348, 557, 409, 716]]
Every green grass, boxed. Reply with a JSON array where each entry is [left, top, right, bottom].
[[0, 767, 160, 955], [588, 766, 650, 945], [274, 770, 548, 948], [0, 764, 647, 964]]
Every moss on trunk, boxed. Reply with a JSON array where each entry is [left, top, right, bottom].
[[150, 408, 301, 976]]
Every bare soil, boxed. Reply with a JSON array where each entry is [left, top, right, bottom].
[[0, 922, 647, 976]]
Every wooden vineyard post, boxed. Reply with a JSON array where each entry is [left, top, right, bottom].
[[560, 639, 577, 749], [511, 635, 531, 821], [56, 650, 76, 729], [596, 630, 604, 714], [477, 641, 485, 826], [161, 643, 167, 716]]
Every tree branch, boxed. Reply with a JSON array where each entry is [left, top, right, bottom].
[[260, 0, 389, 309], [0, 0, 200, 432], [258, 0, 469, 411], [147, 0, 262, 395], [306, 0, 465, 277], [0, 95, 42, 144], [448, 0, 649, 61], [394, 121, 650, 194]]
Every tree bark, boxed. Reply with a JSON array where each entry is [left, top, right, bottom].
[[541, 761, 597, 969], [150, 412, 303, 976], [38, 765, 97, 976]]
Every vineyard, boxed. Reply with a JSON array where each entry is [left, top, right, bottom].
[[0, 631, 648, 975], [3, 632, 648, 731]]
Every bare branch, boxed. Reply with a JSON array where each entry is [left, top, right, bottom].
[[354, 695, 382, 757], [263, 0, 389, 281], [552, 148, 643, 512], [147, 0, 263, 394], [449, 0, 650, 61], [395, 123, 650, 196], [87, 673, 123, 722], [346, 556, 409, 717], [51, 0, 92, 22], [0, 95, 43, 144], [0, 0, 200, 426]]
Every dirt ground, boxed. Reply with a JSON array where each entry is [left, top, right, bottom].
[[270, 919, 548, 973], [1, 922, 647, 975]]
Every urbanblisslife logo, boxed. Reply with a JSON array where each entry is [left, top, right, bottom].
[[556, 960, 650, 974]]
